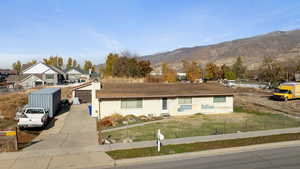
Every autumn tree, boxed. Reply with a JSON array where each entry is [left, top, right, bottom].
[[205, 63, 220, 80], [73, 60, 80, 69], [232, 56, 246, 79], [105, 53, 119, 76], [220, 64, 236, 80], [12, 60, 22, 75], [104, 52, 152, 78], [43, 56, 64, 68], [182, 60, 201, 82], [27, 60, 37, 66], [258, 57, 284, 85], [83, 60, 94, 72], [66, 57, 73, 70], [138, 60, 152, 77], [162, 63, 177, 82], [127, 57, 140, 77], [112, 57, 129, 77]]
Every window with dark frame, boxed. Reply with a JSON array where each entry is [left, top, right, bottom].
[[121, 99, 143, 109], [213, 96, 226, 103], [45, 74, 54, 80]]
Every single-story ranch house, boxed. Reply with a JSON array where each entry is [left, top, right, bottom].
[[92, 82, 234, 118]]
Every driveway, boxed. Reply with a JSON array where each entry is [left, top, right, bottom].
[[24, 104, 98, 150], [0, 104, 115, 169]]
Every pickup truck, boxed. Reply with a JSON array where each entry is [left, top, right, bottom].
[[17, 107, 49, 129]]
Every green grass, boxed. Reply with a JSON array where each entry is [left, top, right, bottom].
[[102, 109, 300, 143], [107, 132, 300, 160]]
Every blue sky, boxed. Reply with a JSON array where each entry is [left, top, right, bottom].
[[1, 0, 300, 68]]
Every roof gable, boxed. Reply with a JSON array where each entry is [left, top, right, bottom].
[[66, 68, 83, 75], [44, 69, 57, 74], [21, 74, 44, 82], [23, 62, 52, 74]]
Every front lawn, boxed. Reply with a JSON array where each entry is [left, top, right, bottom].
[[102, 109, 300, 143]]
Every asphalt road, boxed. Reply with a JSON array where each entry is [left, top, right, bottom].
[[103, 145, 300, 169]]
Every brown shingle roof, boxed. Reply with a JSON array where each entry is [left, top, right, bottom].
[[96, 83, 234, 99], [21, 64, 32, 72], [72, 81, 92, 91]]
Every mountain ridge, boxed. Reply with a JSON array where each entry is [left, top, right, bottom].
[[141, 29, 300, 70]]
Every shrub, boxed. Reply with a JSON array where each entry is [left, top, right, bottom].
[[110, 113, 124, 126], [124, 115, 139, 123], [138, 115, 149, 122], [100, 118, 113, 128]]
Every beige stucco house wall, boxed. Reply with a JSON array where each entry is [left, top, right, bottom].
[[98, 96, 233, 118]]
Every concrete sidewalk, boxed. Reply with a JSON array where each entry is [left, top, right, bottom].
[[0, 151, 113, 169]]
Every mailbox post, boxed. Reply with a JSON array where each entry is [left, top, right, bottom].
[[157, 129, 164, 152]]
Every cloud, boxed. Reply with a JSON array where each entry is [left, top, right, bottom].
[[85, 28, 124, 52]]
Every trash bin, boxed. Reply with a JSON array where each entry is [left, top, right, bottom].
[[88, 105, 92, 116]]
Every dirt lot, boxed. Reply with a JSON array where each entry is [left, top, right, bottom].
[[233, 87, 300, 117]]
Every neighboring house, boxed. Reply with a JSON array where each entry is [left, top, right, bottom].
[[19, 74, 45, 88], [0, 69, 17, 83], [66, 68, 90, 83], [177, 72, 187, 81], [20, 62, 65, 88], [0, 69, 17, 76], [149, 70, 162, 76], [93, 83, 234, 118]]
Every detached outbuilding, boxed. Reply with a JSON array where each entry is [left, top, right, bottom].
[[93, 83, 234, 118], [72, 82, 93, 103]]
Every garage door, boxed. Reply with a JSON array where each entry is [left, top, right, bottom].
[[75, 90, 92, 103]]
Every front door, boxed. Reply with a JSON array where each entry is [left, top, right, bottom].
[[162, 98, 168, 110]]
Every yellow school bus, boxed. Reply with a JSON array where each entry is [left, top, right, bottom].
[[273, 83, 300, 101]]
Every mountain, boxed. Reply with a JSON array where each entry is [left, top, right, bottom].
[[141, 29, 300, 70]]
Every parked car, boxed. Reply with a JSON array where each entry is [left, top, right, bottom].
[[224, 80, 236, 87], [17, 107, 49, 129]]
